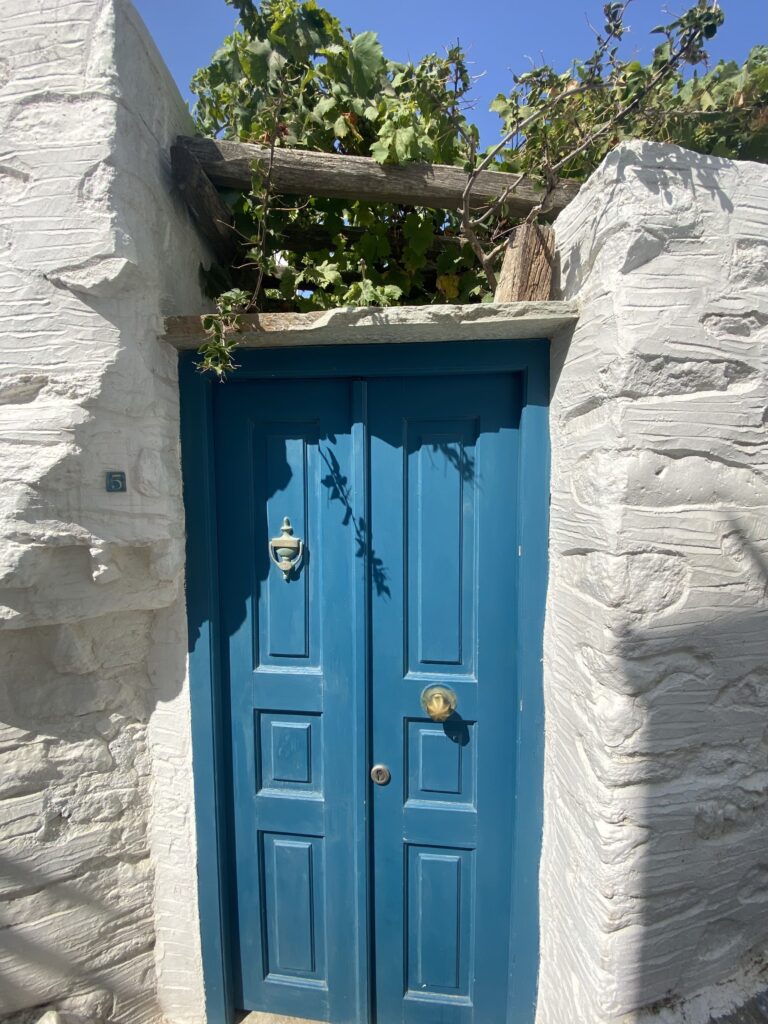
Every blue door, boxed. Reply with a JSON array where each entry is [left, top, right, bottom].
[[215, 379, 364, 1022], [210, 358, 539, 1024], [368, 374, 521, 1024]]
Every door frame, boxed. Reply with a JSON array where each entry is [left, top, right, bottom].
[[179, 340, 549, 1024]]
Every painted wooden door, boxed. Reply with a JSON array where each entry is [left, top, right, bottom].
[[368, 374, 521, 1024], [213, 366, 530, 1024], [215, 379, 365, 1023]]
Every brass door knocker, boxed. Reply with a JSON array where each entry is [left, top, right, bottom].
[[269, 517, 304, 581]]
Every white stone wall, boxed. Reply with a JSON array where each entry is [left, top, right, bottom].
[[0, 1, 208, 1021], [540, 142, 768, 1024]]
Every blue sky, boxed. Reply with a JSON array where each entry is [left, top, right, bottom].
[[134, 0, 765, 145]]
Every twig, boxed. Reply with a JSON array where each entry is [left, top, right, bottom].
[[459, 1, 717, 287]]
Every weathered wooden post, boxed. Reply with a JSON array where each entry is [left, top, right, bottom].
[[494, 222, 555, 303]]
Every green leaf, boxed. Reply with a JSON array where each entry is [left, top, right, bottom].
[[192, 0, 767, 341], [369, 138, 391, 163], [314, 95, 336, 117], [348, 31, 386, 94], [315, 260, 343, 287], [380, 284, 403, 303], [217, 288, 250, 313], [333, 115, 350, 138], [393, 125, 417, 162], [403, 212, 433, 256], [358, 229, 389, 264], [710, 139, 734, 157], [699, 89, 715, 111], [436, 249, 459, 274], [241, 39, 273, 83]]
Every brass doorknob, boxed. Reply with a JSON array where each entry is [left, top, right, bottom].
[[421, 685, 457, 722]]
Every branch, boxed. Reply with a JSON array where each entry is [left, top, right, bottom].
[[550, 38, 702, 175], [460, 1, 718, 281]]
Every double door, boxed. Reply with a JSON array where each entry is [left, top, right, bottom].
[[214, 363, 536, 1024]]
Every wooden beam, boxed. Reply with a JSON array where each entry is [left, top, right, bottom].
[[494, 223, 556, 303], [171, 142, 465, 262], [176, 137, 580, 219], [171, 143, 238, 263]]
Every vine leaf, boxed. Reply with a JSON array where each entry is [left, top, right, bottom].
[[348, 32, 386, 94], [242, 39, 274, 83]]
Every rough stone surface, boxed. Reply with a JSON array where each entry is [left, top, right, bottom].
[[0, 1, 208, 1021], [163, 299, 579, 348], [540, 142, 768, 1024]]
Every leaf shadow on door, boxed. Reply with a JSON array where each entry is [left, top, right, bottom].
[[320, 444, 391, 598], [425, 441, 476, 485]]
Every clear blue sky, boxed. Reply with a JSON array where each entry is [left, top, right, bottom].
[[134, 0, 765, 144]]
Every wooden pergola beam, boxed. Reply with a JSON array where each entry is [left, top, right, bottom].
[[175, 136, 580, 219], [171, 143, 237, 263]]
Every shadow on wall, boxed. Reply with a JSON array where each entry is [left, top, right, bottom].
[[628, 524, 768, 1012], [551, 489, 768, 1012], [0, 293, 191, 1022], [558, 145, 736, 300], [549, 230, 768, 1018]]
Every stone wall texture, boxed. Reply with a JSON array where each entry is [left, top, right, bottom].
[[0, 1, 208, 1021], [539, 142, 768, 1024]]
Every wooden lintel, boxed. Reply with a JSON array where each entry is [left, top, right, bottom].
[[176, 136, 580, 219], [171, 143, 238, 263]]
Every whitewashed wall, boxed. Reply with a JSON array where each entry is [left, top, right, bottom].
[[0, 1, 208, 1021], [540, 142, 768, 1024]]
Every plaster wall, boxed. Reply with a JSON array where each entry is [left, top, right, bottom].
[[540, 142, 768, 1024], [0, 1, 208, 1021]]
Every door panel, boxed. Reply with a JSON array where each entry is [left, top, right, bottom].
[[214, 380, 362, 1023], [407, 719, 475, 806], [262, 832, 326, 980], [407, 845, 473, 999], [369, 374, 522, 1024]]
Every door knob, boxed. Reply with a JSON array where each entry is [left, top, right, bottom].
[[370, 764, 391, 786], [421, 685, 457, 722], [268, 517, 304, 581]]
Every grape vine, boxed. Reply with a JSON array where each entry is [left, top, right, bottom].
[[190, 0, 767, 374]]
